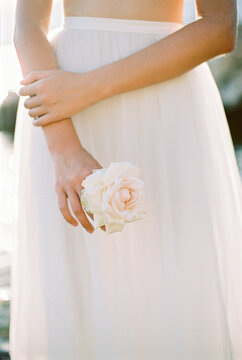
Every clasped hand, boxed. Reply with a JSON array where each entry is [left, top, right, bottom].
[[19, 69, 104, 126], [19, 69, 107, 232]]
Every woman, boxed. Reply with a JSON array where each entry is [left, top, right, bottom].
[[10, 0, 242, 358]]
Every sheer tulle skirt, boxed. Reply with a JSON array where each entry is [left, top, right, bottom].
[[10, 16, 242, 360]]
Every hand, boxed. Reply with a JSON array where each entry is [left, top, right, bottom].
[[53, 143, 106, 233], [19, 69, 105, 127]]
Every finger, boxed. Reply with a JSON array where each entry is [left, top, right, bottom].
[[76, 186, 106, 232], [88, 213, 105, 232], [76, 185, 94, 221], [68, 191, 94, 233], [82, 209, 106, 232], [24, 95, 41, 109], [19, 84, 37, 97], [85, 210, 95, 223], [32, 114, 68, 127], [81, 209, 106, 232], [20, 70, 50, 85], [88, 213, 94, 220], [28, 107, 46, 118], [32, 114, 51, 126], [56, 189, 78, 226], [89, 213, 105, 232]]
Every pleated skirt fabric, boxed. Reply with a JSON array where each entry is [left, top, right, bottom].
[[10, 16, 242, 360]]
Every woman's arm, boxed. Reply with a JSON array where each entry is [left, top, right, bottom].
[[19, 0, 237, 127], [14, 0, 81, 155], [98, 0, 238, 99], [14, 0, 102, 232]]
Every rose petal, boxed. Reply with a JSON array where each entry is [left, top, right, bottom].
[[103, 162, 141, 186]]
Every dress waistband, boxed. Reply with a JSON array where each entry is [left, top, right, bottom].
[[63, 16, 183, 34]]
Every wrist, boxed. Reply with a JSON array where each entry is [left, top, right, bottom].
[[42, 118, 85, 159], [50, 138, 84, 162], [84, 66, 113, 103]]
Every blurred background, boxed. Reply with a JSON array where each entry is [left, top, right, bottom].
[[0, 0, 242, 358]]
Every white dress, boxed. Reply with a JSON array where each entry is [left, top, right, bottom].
[[10, 16, 242, 360]]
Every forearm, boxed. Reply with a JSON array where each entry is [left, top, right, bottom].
[[14, 23, 83, 155], [93, 16, 237, 99], [16, 1, 237, 129]]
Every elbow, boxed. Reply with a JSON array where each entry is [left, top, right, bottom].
[[203, 11, 238, 55], [218, 15, 238, 54], [223, 38, 236, 54], [13, 26, 20, 48], [13, 22, 25, 48], [13, 21, 46, 48], [222, 30, 238, 54]]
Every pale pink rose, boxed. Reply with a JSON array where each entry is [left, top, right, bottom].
[[81, 162, 147, 234]]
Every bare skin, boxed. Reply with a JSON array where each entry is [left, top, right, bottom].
[[63, 0, 184, 23], [14, 0, 237, 232]]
